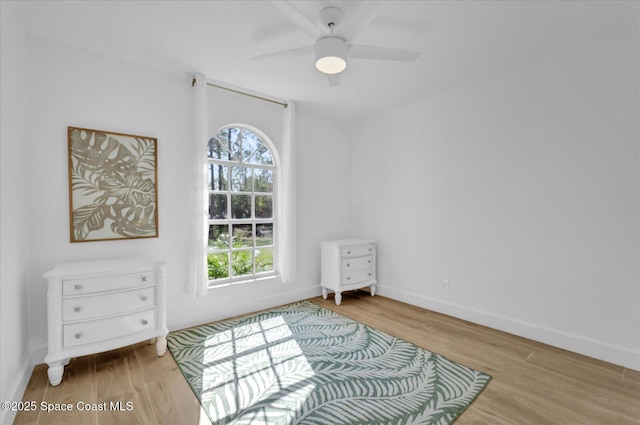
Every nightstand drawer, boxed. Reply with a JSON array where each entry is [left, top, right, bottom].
[[342, 269, 374, 285], [63, 271, 156, 296], [63, 309, 156, 348], [341, 244, 375, 258], [342, 255, 373, 271], [62, 286, 156, 321]]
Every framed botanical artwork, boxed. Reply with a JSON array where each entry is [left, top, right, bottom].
[[67, 127, 159, 242]]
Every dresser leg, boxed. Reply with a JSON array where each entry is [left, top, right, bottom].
[[47, 361, 65, 386], [156, 336, 167, 356], [322, 287, 328, 300], [335, 292, 342, 306], [370, 284, 376, 296]]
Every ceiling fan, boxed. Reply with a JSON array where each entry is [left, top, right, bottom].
[[252, 1, 421, 87]]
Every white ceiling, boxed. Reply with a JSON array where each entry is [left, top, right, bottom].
[[15, 0, 638, 122]]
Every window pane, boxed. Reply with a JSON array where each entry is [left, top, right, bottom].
[[214, 128, 240, 161], [209, 194, 228, 219], [228, 128, 242, 161], [241, 130, 261, 162], [207, 138, 230, 160], [231, 250, 253, 277], [231, 194, 251, 219], [256, 248, 274, 273], [256, 223, 273, 246], [209, 225, 229, 250], [255, 195, 272, 219], [247, 144, 273, 165], [231, 166, 251, 192], [208, 164, 228, 191], [232, 224, 253, 248], [207, 252, 229, 280], [254, 169, 273, 193]]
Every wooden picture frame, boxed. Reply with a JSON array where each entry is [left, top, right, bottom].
[[67, 127, 159, 242]]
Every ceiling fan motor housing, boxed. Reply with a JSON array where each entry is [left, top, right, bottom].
[[319, 6, 344, 30], [315, 36, 348, 74]]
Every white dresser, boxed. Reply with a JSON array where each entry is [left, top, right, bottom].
[[43, 257, 168, 386], [320, 239, 377, 305]]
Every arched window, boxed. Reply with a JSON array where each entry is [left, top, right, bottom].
[[206, 126, 277, 284]]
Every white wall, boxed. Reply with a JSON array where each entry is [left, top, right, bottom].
[[296, 108, 355, 282], [0, 3, 33, 422], [22, 36, 352, 360], [351, 35, 639, 369]]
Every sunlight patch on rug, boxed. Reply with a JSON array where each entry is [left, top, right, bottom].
[[167, 301, 490, 425]]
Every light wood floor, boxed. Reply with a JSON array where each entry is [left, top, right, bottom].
[[15, 292, 640, 424]]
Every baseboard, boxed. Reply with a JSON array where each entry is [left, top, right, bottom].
[[30, 342, 48, 367], [378, 286, 640, 371], [0, 351, 35, 425]]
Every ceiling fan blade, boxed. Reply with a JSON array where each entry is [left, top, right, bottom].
[[327, 73, 341, 87], [349, 44, 420, 62], [338, 1, 387, 41], [269, 0, 326, 40], [251, 45, 314, 61]]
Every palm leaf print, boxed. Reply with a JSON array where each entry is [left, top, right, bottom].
[[131, 137, 156, 178], [68, 127, 157, 241], [167, 301, 490, 425]]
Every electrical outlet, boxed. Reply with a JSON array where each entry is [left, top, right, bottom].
[[443, 279, 451, 289]]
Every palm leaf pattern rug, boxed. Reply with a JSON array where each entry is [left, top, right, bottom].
[[167, 301, 490, 424]]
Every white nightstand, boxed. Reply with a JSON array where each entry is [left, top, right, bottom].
[[43, 257, 168, 386], [320, 239, 377, 305]]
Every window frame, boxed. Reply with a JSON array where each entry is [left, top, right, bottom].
[[206, 124, 279, 287]]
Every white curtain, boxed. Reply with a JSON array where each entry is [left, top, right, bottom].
[[277, 101, 297, 283], [186, 73, 209, 298]]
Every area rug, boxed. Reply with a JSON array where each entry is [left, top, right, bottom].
[[167, 301, 490, 425]]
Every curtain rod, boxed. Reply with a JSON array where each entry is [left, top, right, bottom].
[[192, 77, 288, 108]]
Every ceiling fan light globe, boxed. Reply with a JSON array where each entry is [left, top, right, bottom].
[[315, 36, 348, 74], [315, 56, 347, 74]]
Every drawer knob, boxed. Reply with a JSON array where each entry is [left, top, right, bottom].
[[347, 251, 352, 254], [74, 284, 82, 291], [347, 277, 351, 280], [346, 263, 350, 267], [369, 248, 372, 252], [368, 273, 372, 276], [74, 306, 81, 312], [75, 333, 82, 339], [141, 276, 149, 282], [141, 319, 148, 326], [368, 260, 372, 263], [140, 295, 148, 301]]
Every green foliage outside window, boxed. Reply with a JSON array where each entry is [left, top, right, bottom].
[[207, 233, 273, 280]]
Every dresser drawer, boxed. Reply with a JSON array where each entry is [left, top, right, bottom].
[[63, 309, 156, 348], [62, 286, 155, 322], [342, 255, 373, 271], [341, 244, 375, 258], [342, 269, 374, 285], [63, 271, 156, 296]]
